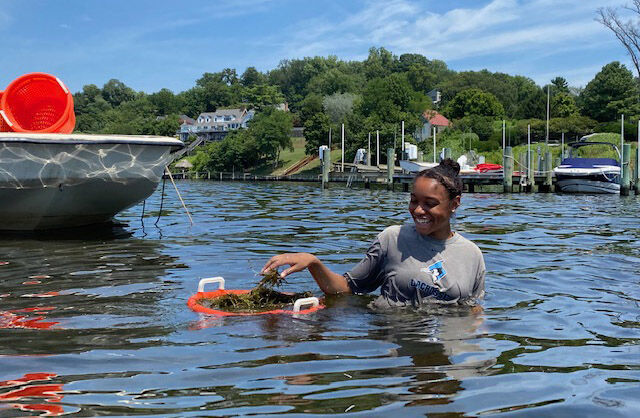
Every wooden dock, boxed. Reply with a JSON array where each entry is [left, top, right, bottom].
[[168, 168, 557, 193]]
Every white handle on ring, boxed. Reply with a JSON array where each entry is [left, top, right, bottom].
[[293, 297, 319, 312], [198, 277, 225, 292]]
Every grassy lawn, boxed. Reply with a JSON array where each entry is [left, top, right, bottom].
[[250, 138, 307, 176], [250, 138, 343, 176]]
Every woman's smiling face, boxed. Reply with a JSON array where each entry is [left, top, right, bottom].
[[409, 177, 460, 240]]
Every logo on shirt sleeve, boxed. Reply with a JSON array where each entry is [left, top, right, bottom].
[[420, 260, 446, 283]]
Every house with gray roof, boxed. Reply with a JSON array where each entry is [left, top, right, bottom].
[[189, 108, 255, 142]]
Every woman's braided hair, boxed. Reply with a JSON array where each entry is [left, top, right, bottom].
[[414, 158, 463, 199]]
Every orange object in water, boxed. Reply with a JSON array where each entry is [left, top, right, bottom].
[[0, 72, 75, 133], [187, 277, 324, 317]]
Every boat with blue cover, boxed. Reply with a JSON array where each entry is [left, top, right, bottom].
[[553, 140, 621, 194]]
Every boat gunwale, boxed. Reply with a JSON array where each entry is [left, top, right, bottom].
[[0, 133, 184, 149]]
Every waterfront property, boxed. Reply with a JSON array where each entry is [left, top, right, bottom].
[[179, 108, 255, 143]]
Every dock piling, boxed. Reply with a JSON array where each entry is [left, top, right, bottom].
[[635, 146, 640, 195], [621, 143, 631, 196], [542, 151, 553, 192], [387, 148, 395, 190], [503, 146, 513, 193], [321, 146, 330, 189]]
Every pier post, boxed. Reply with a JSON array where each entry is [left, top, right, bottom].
[[387, 148, 395, 190], [364, 177, 371, 189], [621, 143, 631, 196], [503, 146, 513, 193], [635, 146, 640, 195], [527, 150, 534, 192], [321, 146, 330, 189], [542, 151, 553, 192]]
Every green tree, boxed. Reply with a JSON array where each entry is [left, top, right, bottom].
[[244, 84, 285, 111], [406, 63, 437, 93], [148, 88, 182, 115], [249, 109, 294, 167], [444, 88, 505, 119], [241, 66, 265, 87], [323, 92, 358, 124], [307, 68, 361, 96], [550, 76, 570, 94], [363, 47, 396, 80], [73, 84, 112, 132], [194, 72, 235, 111], [580, 61, 640, 121], [151, 114, 180, 137], [102, 79, 136, 107], [551, 92, 579, 118], [455, 115, 495, 141], [303, 112, 331, 155], [298, 93, 324, 124]]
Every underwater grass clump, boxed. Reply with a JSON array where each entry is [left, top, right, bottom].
[[198, 269, 313, 313]]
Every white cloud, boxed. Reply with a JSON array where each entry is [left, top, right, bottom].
[[267, 0, 628, 86]]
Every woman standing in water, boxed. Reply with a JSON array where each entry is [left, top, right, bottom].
[[261, 159, 485, 307]]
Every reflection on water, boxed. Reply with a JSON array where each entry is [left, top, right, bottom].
[[1, 181, 639, 415]]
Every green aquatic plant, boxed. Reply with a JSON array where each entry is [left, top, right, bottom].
[[199, 269, 312, 313]]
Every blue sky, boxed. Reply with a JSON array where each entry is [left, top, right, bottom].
[[0, 0, 631, 94]]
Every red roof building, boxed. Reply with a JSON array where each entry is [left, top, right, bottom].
[[416, 110, 451, 141], [423, 110, 451, 127]]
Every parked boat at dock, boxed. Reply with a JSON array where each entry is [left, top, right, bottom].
[[553, 140, 621, 194], [0, 133, 184, 231]]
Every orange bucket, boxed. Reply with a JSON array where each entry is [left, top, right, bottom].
[[0, 91, 9, 132], [0, 73, 75, 133], [187, 277, 324, 317]]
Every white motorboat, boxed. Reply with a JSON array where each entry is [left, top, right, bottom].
[[553, 141, 621, 194], [399, 160, 438, 173], [0, 133, 184, 231]]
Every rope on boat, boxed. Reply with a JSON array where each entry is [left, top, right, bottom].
[[166, 166, 194, 226], [155, 176, 166, 226]]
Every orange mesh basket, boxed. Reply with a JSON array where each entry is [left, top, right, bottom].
[[0, 73, 75, 133], [187, 277, 324, 317], [0, 91, 10, 132]]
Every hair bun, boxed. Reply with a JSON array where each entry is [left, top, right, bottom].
[[439, 158, 460, 176]]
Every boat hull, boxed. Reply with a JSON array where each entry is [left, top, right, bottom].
[[555, 178, 621, 194], [554, 167, 620, 194], [0, 134, 183, 231]]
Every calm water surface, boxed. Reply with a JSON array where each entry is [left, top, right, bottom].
[[1, 181, 639, 416]]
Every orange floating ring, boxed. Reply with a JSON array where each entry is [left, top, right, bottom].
[[187, 277, 324, 316]]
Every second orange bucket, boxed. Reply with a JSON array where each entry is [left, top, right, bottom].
[[0, 73, 75, 133]]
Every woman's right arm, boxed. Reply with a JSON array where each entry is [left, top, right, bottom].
[[261, 253, 351, 295]]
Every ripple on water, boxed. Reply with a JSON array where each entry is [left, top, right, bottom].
[[0, 182, 638, 415]]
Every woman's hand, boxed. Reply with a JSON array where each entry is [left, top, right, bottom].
[[261, 253, 351, 295], [261, 253, 318, 278]]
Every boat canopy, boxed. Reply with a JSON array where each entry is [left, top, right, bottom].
[[560, 157, 619, 168]]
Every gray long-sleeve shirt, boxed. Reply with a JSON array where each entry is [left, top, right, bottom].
[[345, 224, 485, 307]]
